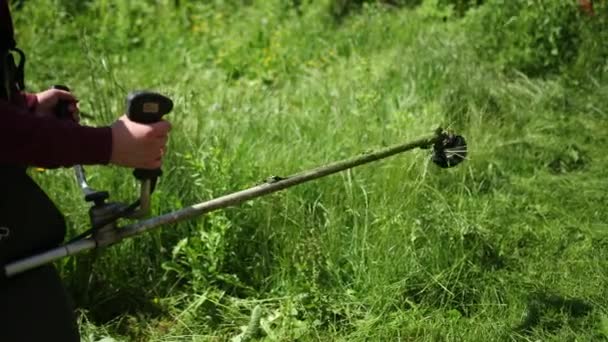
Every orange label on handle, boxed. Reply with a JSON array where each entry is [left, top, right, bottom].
[[142, 102, 159, 114]]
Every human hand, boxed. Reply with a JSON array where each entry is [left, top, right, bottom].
[[110, 115, 172, 169], [34, 88, 79, 121]]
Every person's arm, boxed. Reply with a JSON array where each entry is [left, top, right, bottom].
[[0, 99, 112, 168], [20, 92, 39, 113], [0, 98, 171, 170], [18, 88, 78, 120]]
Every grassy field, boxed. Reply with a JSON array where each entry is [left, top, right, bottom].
[[12, 0, 608, 340]]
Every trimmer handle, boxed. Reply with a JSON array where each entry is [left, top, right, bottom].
[[126, 91, 173, 183], [126, 91, 173, 123]]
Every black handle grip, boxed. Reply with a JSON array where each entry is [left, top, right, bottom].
[[126, 91, 173, 124], [126, 91, 173, 184], [52, 84, 72, 120]]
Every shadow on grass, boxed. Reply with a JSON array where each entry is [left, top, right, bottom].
[[514, 292, 593, 334]]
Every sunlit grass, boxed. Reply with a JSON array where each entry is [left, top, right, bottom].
[[12, 0, 608, 340]]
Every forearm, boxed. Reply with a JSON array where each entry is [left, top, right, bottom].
[[0, 100, 112, 168], [4, 92, 39, 114]]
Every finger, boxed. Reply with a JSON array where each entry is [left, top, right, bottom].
[[148, 159, 162, 169], [51, 89, 78, 102], [68, 103, 80, 122], [157, 135, 169, 146], [150, 120, 172, 137], [139, 158, 160, 169], [148, 136, 168, 150]]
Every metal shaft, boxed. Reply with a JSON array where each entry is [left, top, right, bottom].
[[118, 133, 438, 240], [3, 132, 439, 277]]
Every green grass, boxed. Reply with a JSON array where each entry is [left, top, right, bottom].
[[11, 0, 608, 340]]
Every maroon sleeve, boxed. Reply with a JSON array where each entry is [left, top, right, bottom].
[[7, 92, 39, 113], [0, 99, 113, 168]]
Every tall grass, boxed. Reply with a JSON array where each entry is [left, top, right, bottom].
[[12, 0, 608, 340]]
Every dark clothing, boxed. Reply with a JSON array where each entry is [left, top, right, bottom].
[[0, 266, 80, 341], [0, 167, 66, 265], [0, 0, 16, 50], [0, 147, 82, 342], [0, 170, 77, 341], [0, 1, 112, 340]]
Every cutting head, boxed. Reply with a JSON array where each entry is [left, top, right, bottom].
[[431, 131, 467, 168]]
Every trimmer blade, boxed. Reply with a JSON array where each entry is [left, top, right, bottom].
[[432, 132, 467, 168]]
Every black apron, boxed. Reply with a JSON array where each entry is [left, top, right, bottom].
[[0, 35, 80, 342]]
